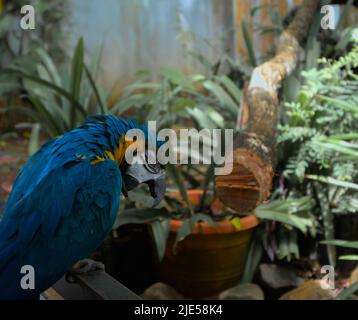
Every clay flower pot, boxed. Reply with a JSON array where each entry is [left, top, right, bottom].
[[158, 190, 259, 298]]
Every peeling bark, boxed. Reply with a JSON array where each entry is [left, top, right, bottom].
[[215, 0, 320, 213]]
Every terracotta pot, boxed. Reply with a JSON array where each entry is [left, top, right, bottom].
[[158, 190, 259, 298]]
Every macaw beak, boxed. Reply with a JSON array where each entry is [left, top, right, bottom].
[[146, 174, 166, 208], [122, 163, 166, 208]]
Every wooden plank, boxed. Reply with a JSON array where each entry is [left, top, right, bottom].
[[53, 271, 142, 300], [75, 271, 142, 300]]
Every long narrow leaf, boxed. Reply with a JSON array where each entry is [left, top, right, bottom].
[[252, 197, 315, 234], [36, 48, 62, 87], [167, 164, 194, 215], [151, 219, 170, 261], [306, 175, 358, 191], [240, 228, 263, 283], [28, 123, 41, 156], [8, 71, 87, 118], [241, 18, 257, 67], [313, 183, 335, 266], [321, 240, 358, 249], [336, 281, 358, 300], [84, 64, 106, 114], [338, 255, 358, 261], [28, 96, 67, 136], [70, 38, 84, 127]]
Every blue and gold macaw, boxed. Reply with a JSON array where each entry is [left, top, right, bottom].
[[0, 115, 165, 300]]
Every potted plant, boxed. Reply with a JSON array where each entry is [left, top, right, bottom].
[[159, 188, 259, 298]]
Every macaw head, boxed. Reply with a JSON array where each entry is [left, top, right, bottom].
[[81, 115, 165, 207], [121, 149, 166, 208], [82, 115, 166, 207], [120, 132, 166, 207]]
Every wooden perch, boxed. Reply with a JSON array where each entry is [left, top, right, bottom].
[[215, 0, 320, 213]]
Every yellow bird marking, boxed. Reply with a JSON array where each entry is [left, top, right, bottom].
[[91, 155, 105, 165], [92, 136, 136, 166]]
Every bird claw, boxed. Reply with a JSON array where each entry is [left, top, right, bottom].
[[71, 258, 105, 275]]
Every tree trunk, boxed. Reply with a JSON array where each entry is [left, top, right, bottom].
[[215, 0, 320, 213]]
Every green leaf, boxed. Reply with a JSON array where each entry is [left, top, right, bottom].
[[199, 164, 214, 208], [0, 15, 11, 38], [338, 255, 358, 261], [231, 217, 241, 231], [313, 183, 335, 266], [306, 175, 358, 191], [283, 75, 301, 102], [171, 98, 196, 112], [321, 240, 358, 250], [36, 48, 62, 87], [122, 82, 161, 98], [115, 208, 172, 228], [318, 95, 358, 116], [28, 124, 41, 156], [215, 75, 242, 105], [305, 38, 321, 70], [277, 229, 299, 261], [70, 38, 84, 127], [166, 164, 194, 215], [202, 80, 239, 116], [151, 219, 170, 261], [240, 228, 263, 283], [81, 44, 104, 110], [174, 213, 215, 247], [111, 93, 157, 115], [241, 18, 257, 67], [207, 107, 225, 128], [313, 140, 358, 158], [160, 66, 193, 89], [84, 64, 106, 114], [187, 51, 213, 71], [252, 197, 315, 235], [187, 107, 217, 130], [336, 281, 358, 300], [27, 96, 65, 137], [8, 70, 87, 119]]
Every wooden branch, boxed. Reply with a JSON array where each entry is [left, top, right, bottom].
[[215, 0, 320, 213]]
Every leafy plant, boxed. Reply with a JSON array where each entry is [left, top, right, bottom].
[[276, 44, 358, 266], [111, 50, 245, 257], [2, 38, 110, 139], [0, 0, 69, 96]]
